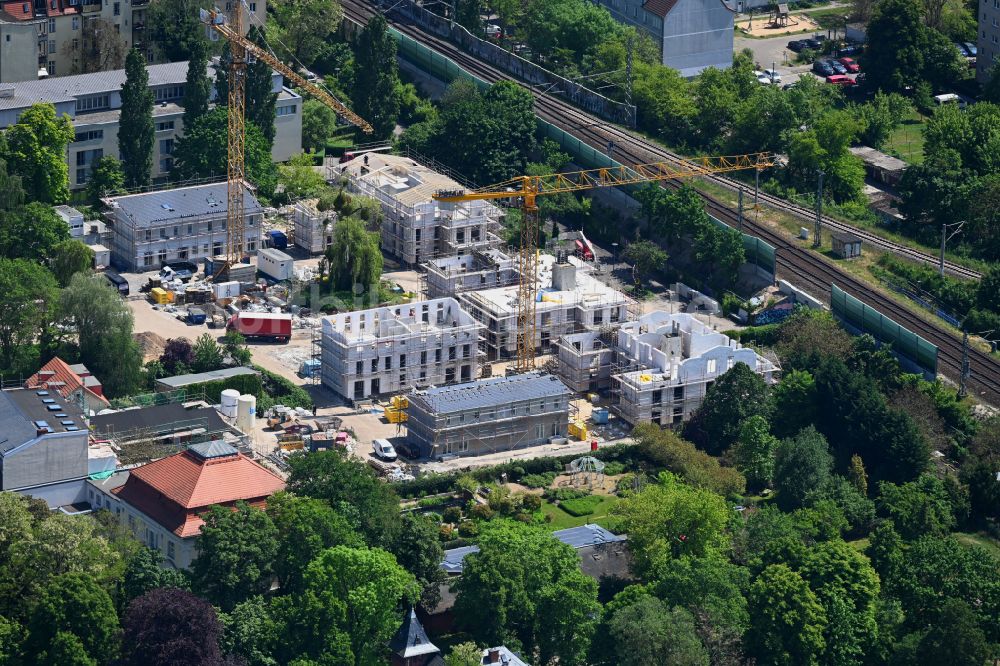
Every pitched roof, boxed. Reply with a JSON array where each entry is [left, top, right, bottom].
[[409, 373, 571, 415], [642, 0, 680, 17], [112, 444, 285, 537], [388, 608, 440, 659], [25, 357, 109, 406]]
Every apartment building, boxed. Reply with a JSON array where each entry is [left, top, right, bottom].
[[0, 0, 266, 82], [337, 152, 503, 266], [0, 58, 301, 189], [104, 181, 263, 270], [320, 298, 484, 402], [424, 248, 519, 299], [459, 253, 631, 360], [978, 0, 1000, 82], [556, 311, 777, 426], [593, 0, 734, 77], [406, 372, 571, 458]]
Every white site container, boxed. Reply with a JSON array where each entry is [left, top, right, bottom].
[[257, 248, 294, 282], [213, 280, 241, 300]]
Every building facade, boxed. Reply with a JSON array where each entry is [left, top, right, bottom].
[[978, 0, 1000, 82], [291, 198, 336, 254], [459, 253, 631, 360], [556, 311, 778, 426], [594, 0, 734, 77], [0, 388, 89, 491], [424, 249, 519, 299], [104, 181, 263, 271], [89, 441, 284, 569], [320, 298, 484, 401], [406, 372, 571, 458], [336, 153, 503, 266], [0, 58, 301, 189]]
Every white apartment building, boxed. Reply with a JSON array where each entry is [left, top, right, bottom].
[[424, 248, 519, 299], [336, 152, 503, 266], [291, 198, 336, 254], [459, 253, 631, 360], [103, 180, 263, 270], [0, 58, 301, 189], [977, 0, 1000, 83], [0, 0, 266, 82], [320, 297, 484, 402], [556, 311, 778, 426]]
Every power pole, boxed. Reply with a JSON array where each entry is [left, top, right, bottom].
[[625, 34, 635, 127], [754, 168, 760, 209], [939, 221, 964, 276], [812, 169, 824, 248], [959, 330, 970, 398]]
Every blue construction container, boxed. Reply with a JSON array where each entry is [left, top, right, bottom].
[[268, 230, 288, 250], [187, 308, 207, 325], [592, 407, 609, 424]]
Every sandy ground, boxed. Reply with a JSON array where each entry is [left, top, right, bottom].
[[736, 12, 820, 38]]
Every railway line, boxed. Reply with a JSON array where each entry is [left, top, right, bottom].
[[339, 0, 1000, 404]]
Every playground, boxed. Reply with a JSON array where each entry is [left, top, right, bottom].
[[737, 5, 821, 37]]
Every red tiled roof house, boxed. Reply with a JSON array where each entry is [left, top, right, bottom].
[[25, 357, 110, 415], [89, 441, 285, 568]]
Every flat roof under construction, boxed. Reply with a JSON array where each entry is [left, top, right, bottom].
[[409, 372, 570, 415]]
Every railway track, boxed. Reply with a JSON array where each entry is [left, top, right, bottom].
[[339, 0, 1000, 404]]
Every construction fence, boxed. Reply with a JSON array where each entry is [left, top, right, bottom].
[[831, 284, 938, 377]]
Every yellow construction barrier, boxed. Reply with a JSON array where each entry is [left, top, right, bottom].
[[385, 406, 408, 423], [150, 287, 172, 304], [568, 420, 589, 441]]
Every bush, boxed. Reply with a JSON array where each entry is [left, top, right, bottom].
[[438, 524, 455, 542], [417, 495, 449, 509], [457, 520, 478, 537], [254, 365, 313, 411], [560, 495, 603, 517], [442, 506, 463, 524], [603, 461, 626, 476], [471, 504, 495, 521], [521, 472, 557, 489], [544, 487, 590, 502], [521, 494, 542, 512]]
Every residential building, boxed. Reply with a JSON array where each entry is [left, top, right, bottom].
[[90, 401, 233, 449], [154, 366, 259, 393], [337, 152, 503, 266], [320, 298, 484, 401], [593, 0, 734, 76], [89, 440, 285, 568], [0, 59, 301, 189], [0, 16, 37, 82], [978, 0, 1000, 83], [0, 387, 89, 492], [103, 181, 263, 271], [424, 248, 519, 299], [24, 356, 110, 414], [555, 311, 777, 426], [406, 372, 571, 458], [291, 198, 336, 254], [388, 608, 443, 666], [459, 253, 631, 360], [54, 204, 84, 237]]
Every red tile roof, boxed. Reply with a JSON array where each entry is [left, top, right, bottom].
[[1, 1, 34, 20], [643, 0, 680, 17], [45, 0, 77, 17], [25, 357, 109, 406], [113, 447, 285, 538]]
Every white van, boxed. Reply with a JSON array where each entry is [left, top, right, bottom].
[[933, 93, 967, 108], [372, 439, 397, 461]]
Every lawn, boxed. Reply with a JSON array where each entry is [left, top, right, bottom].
[[954, 531, 1000, 558], [541, 495, 619, 531], [885, 111, 926, 164]]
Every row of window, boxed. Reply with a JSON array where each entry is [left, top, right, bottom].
[[276, 104, 297, 117], [76, 93, 110, 112], [140, 240, 257, 265], [86, 488, 177, 563], [74, 129, 103, 142]]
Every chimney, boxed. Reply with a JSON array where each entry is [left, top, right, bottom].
[[38, 370, 56, 380], [487, 649, 501, 664]]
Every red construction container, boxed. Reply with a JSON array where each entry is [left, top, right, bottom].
[[227, 312, 292, 343]]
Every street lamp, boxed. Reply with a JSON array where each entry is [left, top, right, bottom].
[[611, 242, 619, 271], [940, 221, 964, 276]]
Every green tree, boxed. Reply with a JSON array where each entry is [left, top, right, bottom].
[[286, 449, 402, 547], [223, 329, 253, 366], [769, 369, 818, 439], [855, 92, 911, 149], [773, 427, 834, 511], [877, 474, 955, 539], [632, 424, 746, 496], [0, 616, 22, 666], [190, 502, 279, 611], [279, 152, 326, 200], [2, 103, 74, 203], [631, 62, 696, 143], [733, 415, 778, 490], [0, 202, 69, 263], [120, 48, 155, 189], [325, 216, 383, 294], [622, 240, 668, 287], [277, 545, 418, 665], [49, 240, 94, 287], [613, 472, 732, 576], [353, 14, 400, 138], [24, 573, 119, 665], [683, 362, 771, 455], [172, 108, 278, 199], [445, 642, 483, 666], [86, 156, 125, 206], [746, 564, 827, 666], [301, 100, 338, 153], [191, 332, 224, 373], [608, 597, 709, 666], [182, 36, 212, 132], [917, 598, 990, 665], [121, 547, 189, 605], [454, 0, 482, 32], [861, 0, 927, 92], [0, 154, 25, 211], [218, 596, 278, 666], [453, 521, 599, 661], [390, 513, 445, 611], [265, 492, 362, 594], [847, 454, 868, 496], [267, 0, 344, 68], [648, 552, 750, 633], [144, 0, 201, 61], [60, 273, 143, 398], [0, 259, 59, 370]]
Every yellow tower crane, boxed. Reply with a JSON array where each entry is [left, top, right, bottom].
[[434, 152, 775, 373], [199, 5, 373, 276]]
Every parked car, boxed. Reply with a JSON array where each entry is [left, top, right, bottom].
[[763, 68, 783, 83], [826, 74, 856, 86], [829, 60, 848, 75], [372, 439, 398, 461], [838, 44, 862, 56], [803, 37, 823, 50], [955, 42, 971, 57], [933, 93, 967, 108], [963, 42, 977, 56], [754, 70, 773, 85], [838, 57, 860, 72], [787, 39, 807, 52], [813, 60, 835, 76]]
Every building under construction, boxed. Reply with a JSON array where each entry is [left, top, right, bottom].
[[459, 252, 633, 360], [424, 248, 519, 299], [291, 199, 336, 254], [556, 311, 778, 426], [406, 372, 571, 458], [319, 298, 484, 402], [336, 153, 503, 266]]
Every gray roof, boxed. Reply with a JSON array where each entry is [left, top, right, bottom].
[[106, 182, 263, 228], [188, 440, 239, 459], [91, 402, 228, 438], [0, 388, 87, 454], [258, 248, 292, 261], [410, 373, 571, 415], [440, 524, 626, 574], [155, 366, 259, 389], [388, 608, 439, 659]]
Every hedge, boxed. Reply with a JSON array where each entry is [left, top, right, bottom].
[[559, 495, 603, 517], [253, 365, 313, 411]]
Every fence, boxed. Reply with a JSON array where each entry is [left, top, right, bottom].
[[830, 284, 939, 377]]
